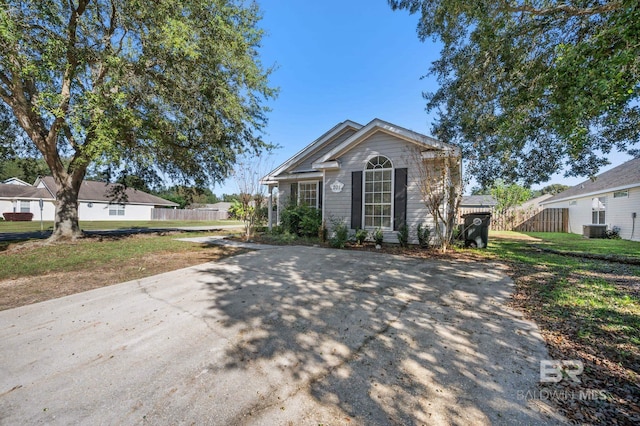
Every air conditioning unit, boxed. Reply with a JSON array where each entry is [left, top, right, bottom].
[[582, 224, 607, 238]]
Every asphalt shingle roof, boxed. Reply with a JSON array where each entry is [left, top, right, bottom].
[[461, 195, 497, 207], [0, 184, 50, 199], [38, 176, 178, 206], [544, 157, 640, 203]]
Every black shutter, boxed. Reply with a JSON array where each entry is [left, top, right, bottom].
[[290, 182, 298, 206], [351, 171, 363, 229], [317, 180, 323, 210], [394, 168, 408, 231]]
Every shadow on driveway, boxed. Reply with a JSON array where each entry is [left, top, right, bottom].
[[0, 246, 562, 425], [196, 247, 561, 424]]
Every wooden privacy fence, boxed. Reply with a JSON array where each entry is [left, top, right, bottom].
[[151, 208, 228, 221], [458, 207, 568, 233]]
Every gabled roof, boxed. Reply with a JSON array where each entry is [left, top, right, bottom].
[[543, 157, 640, 204], [262, 118, 456, 183], [37, 176, 178, 206], [316, 118, 457, 165], [0, 183, 51, 199], [460, 195, 497, 207], [2, 177, 32, 186], [262, 120, 363, 183]]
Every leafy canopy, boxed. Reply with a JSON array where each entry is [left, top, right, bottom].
[[0, 0, 276, 188], [490, 179, 532, 214], [389, 0, 640, 187]]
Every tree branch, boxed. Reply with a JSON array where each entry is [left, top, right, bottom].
[[47, 0, 89, 146], [503, 1, 623, 17]]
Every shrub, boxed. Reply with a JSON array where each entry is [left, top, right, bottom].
[[606, 226, 621, 239], [329, 219, 349, 248], [354, 228, 368, 245], [417, 224, 431, 248], [280, 204, 322, 237], [372, 228, 384, 245], [298, 206, 322, 237], [397, 224, 409, 248]]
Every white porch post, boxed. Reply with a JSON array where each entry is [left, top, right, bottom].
[[267, 185, 273, 230]]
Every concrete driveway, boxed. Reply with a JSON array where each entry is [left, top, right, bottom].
[[0, 246, 562, 425]]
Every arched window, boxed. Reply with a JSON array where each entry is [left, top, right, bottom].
[[364, 155, 392, 228]]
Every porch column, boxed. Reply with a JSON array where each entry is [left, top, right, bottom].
[[267, 185, 273, 230]]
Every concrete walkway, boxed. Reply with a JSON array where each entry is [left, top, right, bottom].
[[0, 246, 563, 425]]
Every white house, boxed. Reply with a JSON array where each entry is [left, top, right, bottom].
[[1, 176, 178, 221], [542, 158, 640, 241], [261, 118, 461, 243]]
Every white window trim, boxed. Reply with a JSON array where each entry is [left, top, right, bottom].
[[362, 155, 394, 231], [109, 204, 126, 216], [591, 196, 606, 225], [297, 180, 319, 209], [613, 190, 629, 199], [19, 200, 31, 213]]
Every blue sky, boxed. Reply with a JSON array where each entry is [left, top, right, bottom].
[[213, 0, 633, 195]]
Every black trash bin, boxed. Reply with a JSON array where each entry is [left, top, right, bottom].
[[461, 212, 491, 248]]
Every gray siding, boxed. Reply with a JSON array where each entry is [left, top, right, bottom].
[[289, 129, 358, 173], [323, 131, 436, 244]]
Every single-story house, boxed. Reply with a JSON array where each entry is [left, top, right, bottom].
[[460, 195, 497, 209], [2, 177, 32, 186], [261, 118, 461, 243], [0, 176, 178, 221], [191, 202, 233, 213], [541, 157, 640, 241]]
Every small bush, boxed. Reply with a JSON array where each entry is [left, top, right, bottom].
[[397, 224, 409, 248], [280, 204, 322, 237], [606, 226, 621, 240], [417, 224, 431, 248], [354, 228, 368, 245], [330, 219, 349, 248], [372, 228, 384, 245]]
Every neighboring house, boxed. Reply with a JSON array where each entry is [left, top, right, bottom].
[[542, 158, 640, 241], [2, 177, 31, 186], [457, 195, 497, 222], [0, 176, 178, 221], [460, 195, 497, 210], [192, 202, 233, 213], [261, 118, 460, 243], [0, 183, 52, 218]]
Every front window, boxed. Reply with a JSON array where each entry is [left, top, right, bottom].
[[109, 204, 125, 216], [364, 155, 392, 229], [298, 182, 318, 208], [591, 197, 606, 224], [20, 200, 30, 213]]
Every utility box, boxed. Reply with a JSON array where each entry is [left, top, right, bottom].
[[462, 212, 491, 248], [583, 224, 607, 238]]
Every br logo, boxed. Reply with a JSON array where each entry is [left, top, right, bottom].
[[540, 360, 583, 383]]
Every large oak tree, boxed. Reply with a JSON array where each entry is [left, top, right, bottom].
[[0, 0, 276, 239], [389, 0, 640, 187]]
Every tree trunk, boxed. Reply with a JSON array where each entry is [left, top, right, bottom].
[[50, 175, 83, 241]]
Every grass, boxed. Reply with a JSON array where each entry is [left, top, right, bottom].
[[0, 219, 243, 234], [481, 231, 640, 423], [0, 231, 225, 280], [0, 230, 245, 311], [526, 231, 640, 260]]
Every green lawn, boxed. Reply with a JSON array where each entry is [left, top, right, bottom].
[[482, 231, 639, 423], [525, 231, 640, 259], [0, 219, 243, 233], [0, 231, 238, 280]]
